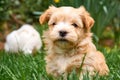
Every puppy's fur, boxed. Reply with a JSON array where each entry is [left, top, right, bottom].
[[40, 6, 109, 79], [5, 24, 42, 54]]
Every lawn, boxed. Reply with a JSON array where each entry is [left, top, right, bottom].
[[0, 46, 120, 80]]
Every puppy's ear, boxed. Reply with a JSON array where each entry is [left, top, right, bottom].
[[78, 6, 94, 31], [39, 6, 56, 24]]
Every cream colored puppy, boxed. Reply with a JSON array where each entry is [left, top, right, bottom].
[[5, 24, 42, 54], [39, 6, 109, 79]]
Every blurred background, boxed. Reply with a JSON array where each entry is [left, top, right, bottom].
[[0, 0, 120, 50]]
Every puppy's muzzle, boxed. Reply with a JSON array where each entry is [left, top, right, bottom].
[[59, 30, 68, 37]]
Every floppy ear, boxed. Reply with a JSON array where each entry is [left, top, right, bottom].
[[78, 6, 94, 31], [39, 6, 56, 24]]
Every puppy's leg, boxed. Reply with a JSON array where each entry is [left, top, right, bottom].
[[79, 65, 95, 80], [95, 51, 109, 75]]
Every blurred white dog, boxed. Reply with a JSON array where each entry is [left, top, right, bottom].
[[4, 24, 42, 54]]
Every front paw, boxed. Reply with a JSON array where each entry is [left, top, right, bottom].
[[46, 65, 65, 77]]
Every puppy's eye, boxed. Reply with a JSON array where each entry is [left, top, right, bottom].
[[52, 22, 56, 26], [72, 23, 78, 28]]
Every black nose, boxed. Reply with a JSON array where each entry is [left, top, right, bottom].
[[59, 31, 67, 37]]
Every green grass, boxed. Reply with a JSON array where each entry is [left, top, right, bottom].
[[0, 23, 119, 80], [0, 47, 120, 80]]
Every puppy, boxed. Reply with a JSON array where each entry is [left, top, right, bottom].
[[39, 6, 109, 79], [5, 24, 42, 54]]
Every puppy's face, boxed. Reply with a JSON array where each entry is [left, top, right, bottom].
[[40, 6, 94, 49]]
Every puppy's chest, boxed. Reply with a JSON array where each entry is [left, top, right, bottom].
[[55, 56, 69, 69], [47, 54, 84, 72]]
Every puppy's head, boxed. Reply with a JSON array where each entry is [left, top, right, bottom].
[[40, 6, 94, 49]]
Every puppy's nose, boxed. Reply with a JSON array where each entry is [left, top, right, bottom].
[[59, 31, 67, 37]]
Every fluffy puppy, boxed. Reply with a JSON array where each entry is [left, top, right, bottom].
[[5, 24, 42, 54], [39, 6, 109, 79]]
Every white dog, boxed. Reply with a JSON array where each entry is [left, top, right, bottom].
[[5, 24, 42, 54]]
